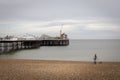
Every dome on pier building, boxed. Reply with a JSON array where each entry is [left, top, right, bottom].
[[60, 33, 68, 39]]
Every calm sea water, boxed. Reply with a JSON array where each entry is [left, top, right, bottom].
[[0, 40, 120, 62]]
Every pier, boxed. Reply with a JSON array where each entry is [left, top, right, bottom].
[[0, 39, 69, 53], [0, 29, 69, 53]]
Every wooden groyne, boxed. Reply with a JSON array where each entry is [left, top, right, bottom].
[[0, 39, 69, 53]]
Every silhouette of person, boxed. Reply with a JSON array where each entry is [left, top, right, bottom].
[[94, 54, 97, 64]]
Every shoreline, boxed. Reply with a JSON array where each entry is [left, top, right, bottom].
[[0, 59, 120, 80], [0, 58, 120, 63]]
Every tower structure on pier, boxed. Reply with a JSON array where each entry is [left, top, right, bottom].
[[59, 25, 68, 39]]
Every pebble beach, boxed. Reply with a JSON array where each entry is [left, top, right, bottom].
[[0, 59, 120, 80]]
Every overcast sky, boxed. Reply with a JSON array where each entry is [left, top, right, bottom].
[[0, 0, 120, 39]]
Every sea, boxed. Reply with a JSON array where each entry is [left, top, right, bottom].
[[0, 39, 120, 62]]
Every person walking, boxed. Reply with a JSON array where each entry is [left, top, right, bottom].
[[94, 54, 97, 64]]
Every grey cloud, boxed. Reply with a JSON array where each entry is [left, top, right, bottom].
[[0, 0, 120, 20], [0, 0, 120, 39]]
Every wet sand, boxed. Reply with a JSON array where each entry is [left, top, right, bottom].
[[0, 59, 120, 80]]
